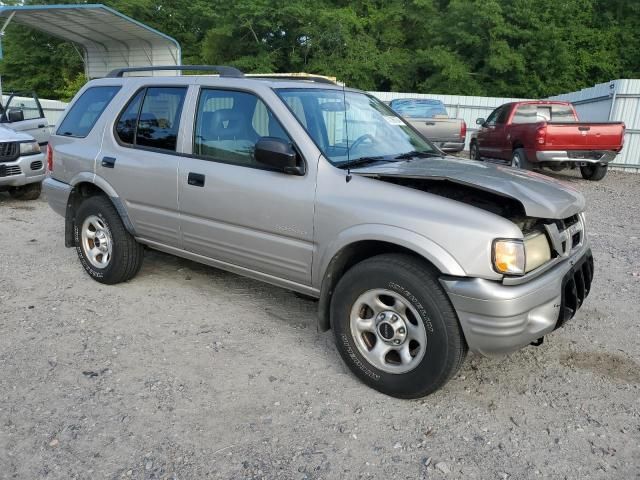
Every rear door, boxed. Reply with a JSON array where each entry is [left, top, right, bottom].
[[178, 87, 315, 285], [96, 85, 187, 247], [2, 93, 50, 145]]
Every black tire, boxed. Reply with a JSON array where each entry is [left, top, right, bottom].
[[580, 164, 608, 181], [74, 195, 144, 284], [9, 182, 41, 200], [511, 148, 532, 170], [330, 254, 467, 398], [469, 141, 481, 161]]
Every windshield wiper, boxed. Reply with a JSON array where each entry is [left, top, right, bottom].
[[394, 150, 442, 160], [337, 156, 398, 169]]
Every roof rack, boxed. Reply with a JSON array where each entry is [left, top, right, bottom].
[[106, 65, 245, 78], [246, 73, 337, 85]]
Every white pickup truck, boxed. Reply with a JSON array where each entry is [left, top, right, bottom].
[[0, 92, 49, 200]]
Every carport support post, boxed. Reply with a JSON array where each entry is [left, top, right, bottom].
[[0, 11, 16, 101]]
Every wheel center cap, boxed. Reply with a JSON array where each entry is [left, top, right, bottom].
[[378, 322, 395, 340], [376, 310, 408, 345]]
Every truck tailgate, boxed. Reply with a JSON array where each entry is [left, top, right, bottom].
[[544, 122, 625, 151], [405, 117, 462, 142]]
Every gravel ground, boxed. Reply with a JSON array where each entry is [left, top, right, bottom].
[[1, 169, 639, 480]]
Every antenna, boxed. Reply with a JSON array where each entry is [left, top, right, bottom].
[[342, 80, 352, 183]]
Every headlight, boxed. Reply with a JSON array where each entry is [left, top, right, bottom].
[[20, 141, 41, 155], [493, 239, 525, 275], [524, 232, 551, 272]]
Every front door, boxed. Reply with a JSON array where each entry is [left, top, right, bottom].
[[178, 88, 315, 285], [477, 105, 509, 160], [97, 86, 187, 247], [2, 93, 50, 145]]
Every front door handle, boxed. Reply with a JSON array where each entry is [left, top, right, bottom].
[[578, 126, 590, 131], [101, 156, 116, 168], [188, 172, 205, 187], [38, 124, 46, 128], [424, 121, 436, 126]]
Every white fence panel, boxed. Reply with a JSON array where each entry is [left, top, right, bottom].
[[550, 79, 640, 170]]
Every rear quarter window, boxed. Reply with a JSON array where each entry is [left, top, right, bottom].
[[57, 86, 121, 138]]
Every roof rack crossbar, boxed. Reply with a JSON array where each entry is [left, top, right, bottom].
[[106, 65, 245, 78]]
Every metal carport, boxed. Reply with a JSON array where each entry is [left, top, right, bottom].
[[0, 4, 181, 79]]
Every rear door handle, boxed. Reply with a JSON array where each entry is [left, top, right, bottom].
[[578, 126, 590, 131], [38, 124, 46, 128], [188, 172, 205, 187], [424, 121, 436, 126], [101, 156, 116, 168]]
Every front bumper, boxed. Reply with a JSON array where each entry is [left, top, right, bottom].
[[0, 152, 46, 188], [43, 176, 72, 217], [441, 246, 593, 356], [535, 150, 617, 164]]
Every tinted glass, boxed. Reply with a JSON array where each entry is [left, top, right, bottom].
[[496, 106, 510, 124], [550, 105, 576, 122], [57, 86, 121, 137], [278, 89, 437, 166], [390, 99, 448, 118], [194, 89, 291, 167], [115, 90, 144, 144], [512, 104, 537, 124], [135, 87, 186, 151]]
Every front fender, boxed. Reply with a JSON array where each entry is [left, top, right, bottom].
[[314, 223, 466, 288]]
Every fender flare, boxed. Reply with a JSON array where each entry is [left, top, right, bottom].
[[316, 224, 466, 331], [64, 173, 136, 246]]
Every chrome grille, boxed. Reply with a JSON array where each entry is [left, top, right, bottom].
[[0, 165, 22, 177], [0, 142, 19, 163]]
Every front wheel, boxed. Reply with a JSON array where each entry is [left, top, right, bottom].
[[469, 141, 481, 161], [330, 254, 467, 398], [580, 164, 608, 181], [74, 195, 144, 284]]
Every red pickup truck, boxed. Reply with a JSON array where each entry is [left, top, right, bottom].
[[469, 101, 625, 181]]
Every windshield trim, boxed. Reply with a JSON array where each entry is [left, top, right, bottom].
[[273, 87, 439, 168]]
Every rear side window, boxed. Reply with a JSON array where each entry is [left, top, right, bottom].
[[115, 87, 186, 152], [57, 86, 121, 137], [512, 104, 576, 124], [390, 99, 447, 118]]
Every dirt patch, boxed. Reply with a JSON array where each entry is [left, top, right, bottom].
[[1, 172, 639, 479]]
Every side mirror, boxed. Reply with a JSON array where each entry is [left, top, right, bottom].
[[7, 108, 24, 123], [476, 117, 485, 126], [254, 137, 304, 175]]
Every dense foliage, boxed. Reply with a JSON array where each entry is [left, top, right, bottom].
[[0, 0, 638, 100]]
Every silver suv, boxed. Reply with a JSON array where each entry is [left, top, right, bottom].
[[44, 66, 593, 398]]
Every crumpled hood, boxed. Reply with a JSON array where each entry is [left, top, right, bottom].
[[352, 155, 585, 219], [0, 123, 35, 142]]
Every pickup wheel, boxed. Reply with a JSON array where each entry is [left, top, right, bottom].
[[330, 254, 467, 398], [511, 148, 532, 170], [580, 164, 608, 181], [8, 182, 41, 200], [469, 141, 481, 161], [74, 195, 144, 284]]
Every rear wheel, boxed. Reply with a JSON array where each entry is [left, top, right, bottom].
[[331, 254, 467, 398], [74, 195, 144, 284], [8, 182, 41, 200], [511, 148, 532, 170], [580, 164, 608, 181], [469, 141, 481, 161]]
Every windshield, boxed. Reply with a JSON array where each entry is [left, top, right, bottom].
[[390, 99, 448, 118], [277, 88, 438, 166]]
